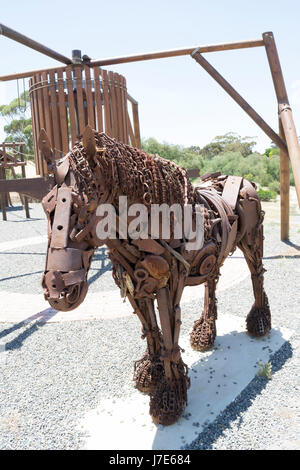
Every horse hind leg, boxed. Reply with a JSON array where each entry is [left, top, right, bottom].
[[238, 211, 271, 337], [190, 276, 218, 351]]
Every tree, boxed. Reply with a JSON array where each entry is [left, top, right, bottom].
[[0, 91, 33, 159], [142, 137, 203, 169], [202, 132, 257, 158]]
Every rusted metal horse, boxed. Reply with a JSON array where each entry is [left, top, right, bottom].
[[40, 126, 271, 426]]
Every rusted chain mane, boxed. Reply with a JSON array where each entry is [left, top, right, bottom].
[[68, 131, 195, 206]]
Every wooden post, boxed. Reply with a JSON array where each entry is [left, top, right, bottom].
[[0, 166, 7, 221], [132, 102, 141, 148], [279, 120, 289, 240], [20, 145, 30, 219], [263, 32, 300, 208]]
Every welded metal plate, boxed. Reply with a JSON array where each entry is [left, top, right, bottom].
[[50, 187, 72, 248]]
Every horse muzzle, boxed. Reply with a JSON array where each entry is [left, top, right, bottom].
[[42, 269, 88, 311], [42, 246, 94, 311]]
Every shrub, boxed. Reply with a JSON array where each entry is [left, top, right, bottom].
[[268, 180, 280, 194], [257, 189, 277, 201]]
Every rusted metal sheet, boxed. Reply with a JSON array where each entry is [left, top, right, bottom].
[[46, 247, 83, 271], [222, 175, 243, 210], [50, 187, 72, 248]]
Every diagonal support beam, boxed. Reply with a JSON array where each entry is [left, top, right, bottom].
[[0, 23, 72, 65], [191, 49, 287, 153]]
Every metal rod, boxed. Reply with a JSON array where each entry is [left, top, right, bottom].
[[263, 31, 300, 208], [0, 23, 72, 65], [191, 49, 287, 153]]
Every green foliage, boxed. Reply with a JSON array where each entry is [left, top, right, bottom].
[[0, 91, 33, 160], [200, 150, 281, 188], [202, 132, 256, 158], [257, 189, 277, 201], [142, 134, 286, 192], [268, 180, 280, 194], [257, 361, 272, 379], [142, 138, 204, 170], [264, 147, 280, 158]]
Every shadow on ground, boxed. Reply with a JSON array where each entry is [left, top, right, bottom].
[[180, 340, 293, 450]]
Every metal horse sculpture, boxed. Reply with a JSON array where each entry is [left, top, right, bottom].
[[40, 126, 271, 426]]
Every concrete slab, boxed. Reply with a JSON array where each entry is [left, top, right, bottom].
[[80, 314, 292, 450], [0, 236, 47, 252]]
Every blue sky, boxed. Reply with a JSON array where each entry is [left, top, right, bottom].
[[1, 0, 300, 152]]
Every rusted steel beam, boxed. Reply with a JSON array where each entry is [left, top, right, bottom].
[[0, 38, 264, 81], [90, 39, 264, 67], [0, 177, 54, 200], [191, 49, 287, 153], [263, 31, 300, 207], [0, 23, 72, 65]]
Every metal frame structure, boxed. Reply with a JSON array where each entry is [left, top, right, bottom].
[[0, 142, 30, 220], [0, 24, 299, 240]]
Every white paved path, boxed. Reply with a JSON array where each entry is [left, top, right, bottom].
[[80, 314, 292, 450]]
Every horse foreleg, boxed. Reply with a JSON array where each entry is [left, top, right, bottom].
[[190, 276, 218, 351], [150, 287, 190, 426], [129, 297, 164, 394]]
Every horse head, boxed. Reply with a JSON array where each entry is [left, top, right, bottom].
[[40, 126, 105, 311]]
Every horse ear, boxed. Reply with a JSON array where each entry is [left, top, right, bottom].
[[38, 129, 54, 166], [82, 125, 96, 159]]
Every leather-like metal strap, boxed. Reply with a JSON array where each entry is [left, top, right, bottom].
[[50, 187, 72, 248], [222, 175, 243, 210]]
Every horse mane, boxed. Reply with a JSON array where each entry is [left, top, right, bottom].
[[68, 131, 195, 206]]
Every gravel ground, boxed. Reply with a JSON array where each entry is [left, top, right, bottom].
[[0, 200, 299, 450]]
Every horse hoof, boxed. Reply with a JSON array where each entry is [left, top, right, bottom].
[[246, 301, 271, 337], [150, 375, 189, 426], [133, 353, 164, 394], [190, 318, 216, 352]]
